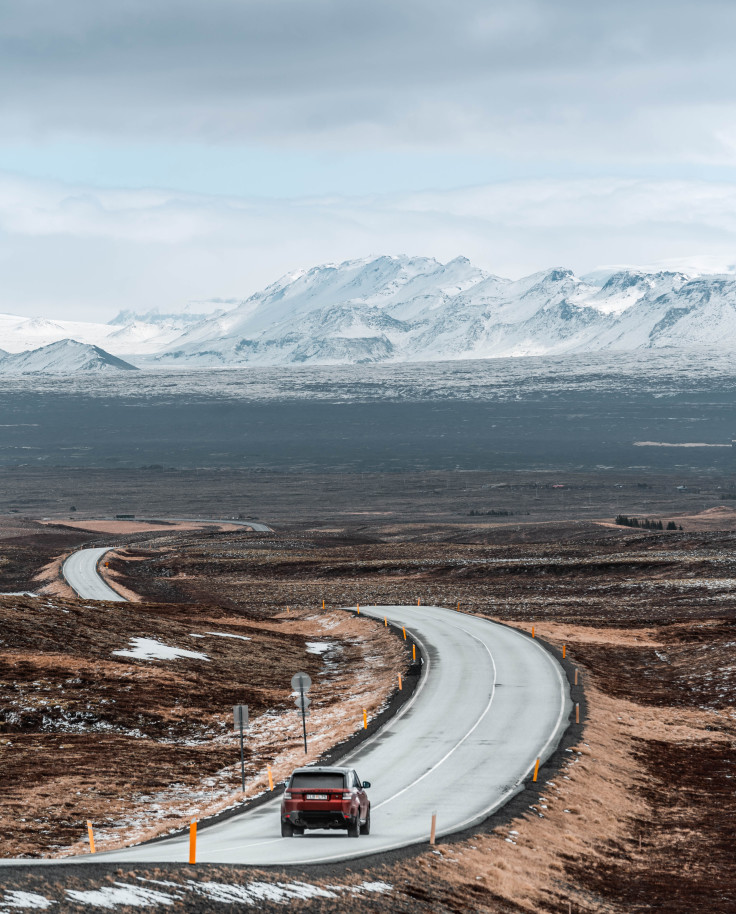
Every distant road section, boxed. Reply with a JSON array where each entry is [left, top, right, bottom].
[[62, 547, 126, 602], [61, 517, 271, 601], [139, 516, 273, 533]]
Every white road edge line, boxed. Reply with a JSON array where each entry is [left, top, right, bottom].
[[373, 626, 496, 810]]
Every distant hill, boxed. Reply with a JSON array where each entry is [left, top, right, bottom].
[[0, 340, 139, 373]]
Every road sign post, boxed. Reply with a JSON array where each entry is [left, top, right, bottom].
[[233, 704, 249, 792], [291, 672, 312, 754]]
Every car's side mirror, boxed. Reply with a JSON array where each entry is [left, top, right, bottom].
[[362, 781, 371, 789]]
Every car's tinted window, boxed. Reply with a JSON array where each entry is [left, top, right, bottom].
[[290, 772, 346, 790], [353, 772, 362, 788]]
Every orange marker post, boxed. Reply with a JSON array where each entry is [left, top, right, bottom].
[[575, 703, 580, 724], [532, 626, 535, 638], [86, 821, 95, 854], [417, 598, 420, 606], [457, 602, 460, 611], [267, 765, 274, 791], [574, 669, 578, 686], [357, 604, 360, 615], [532, 758, 540, 782], [402, 626, 406, 640], [189, 820, 197, 865], [398, 673, 402, 690], [384, 616, 387, 626], [562, 644, 566, 659], [322, 599, 325, 609], [363, 709, 368, 729], [430, 812, 437, 846], [412, 644, 416, 661]]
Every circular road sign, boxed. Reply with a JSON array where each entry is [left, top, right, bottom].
[[291, 672, 312, 692]]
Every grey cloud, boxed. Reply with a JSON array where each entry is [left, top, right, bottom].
[[0, 0, 735, 160]]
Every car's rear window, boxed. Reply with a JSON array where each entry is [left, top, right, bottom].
[[290, 772, 345, 790]]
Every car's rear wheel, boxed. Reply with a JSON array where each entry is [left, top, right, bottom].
[[347, 815, 360, 838], [281, 820, 294, 837], [360, 808, 371, 835]]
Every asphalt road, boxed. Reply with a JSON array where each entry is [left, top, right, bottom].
[[62, 517, 272, 600], [62, 547, 126, 602], [3, 599, 571, 866], [136, 516, 273, 533]]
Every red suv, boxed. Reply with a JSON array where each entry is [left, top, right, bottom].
[[280, 766, 371, 837]]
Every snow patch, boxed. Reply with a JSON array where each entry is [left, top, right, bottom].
[[0, 891, 54, 910], [305, 641, 331, 654], [112, 638, 210, 662], [65, 884, 178, 908]]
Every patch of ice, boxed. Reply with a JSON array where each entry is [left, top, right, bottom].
[[0, 890, 54, 910], [112, 638, 209, 662], [205, 631, 252, 641], [0, 592, 37, 598], [305, 641, 331, 654], [66, 883, 178, 908]]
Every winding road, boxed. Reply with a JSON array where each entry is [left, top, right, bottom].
[[20, 544, 571, 867], [62, 517, 271, 601]]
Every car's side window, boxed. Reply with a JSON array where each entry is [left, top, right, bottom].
[[353, 771, 362, 789]]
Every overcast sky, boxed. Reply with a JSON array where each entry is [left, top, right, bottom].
[[1, 0, 736, 319]]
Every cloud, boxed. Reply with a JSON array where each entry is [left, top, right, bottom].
[[0, 0, 735, 166], [1, 173, 736, 320]]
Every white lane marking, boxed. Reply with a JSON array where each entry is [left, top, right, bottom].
[[442, 603, 570, 783], [373, 622, 497, 810], [206, 837, 284, 856], [519, 628, 569, 777], [338, 613, 432, 765]]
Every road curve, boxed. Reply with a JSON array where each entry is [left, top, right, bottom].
[[62, 518, 272, 600], [3, 603, 571, 867], [62, 547, 126, 602], [136, 517, 273, 533]]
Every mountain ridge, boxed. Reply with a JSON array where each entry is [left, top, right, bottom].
[[2, 255, 736, 367]]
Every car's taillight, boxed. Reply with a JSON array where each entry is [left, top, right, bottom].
[[342, 792, 353, 800], [284, 790, 293, 799]]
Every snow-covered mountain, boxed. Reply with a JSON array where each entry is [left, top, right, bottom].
[[156, 256, 736, 366], [0, 309, 211, 356], [0, 340, 138, 373], [4, 255, 736, 368]]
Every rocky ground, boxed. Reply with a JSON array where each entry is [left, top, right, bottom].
[[0, 510, 734, 911]]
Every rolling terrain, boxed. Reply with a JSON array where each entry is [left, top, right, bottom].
[[0, 515, 733, 911]]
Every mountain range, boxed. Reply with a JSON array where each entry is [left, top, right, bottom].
[[2, 255, 736, 371]]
